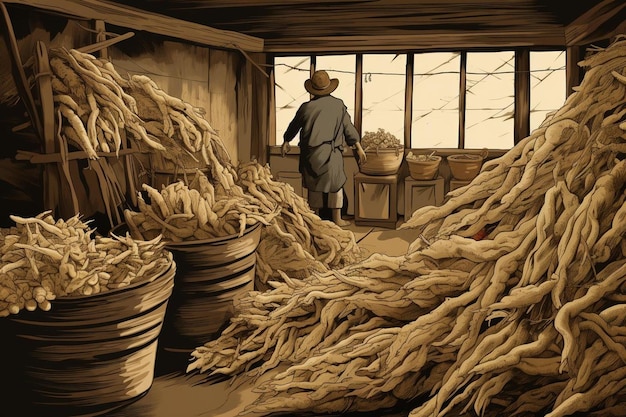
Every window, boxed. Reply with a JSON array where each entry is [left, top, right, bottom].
[[361, 54, 406, 139], [316, 55, 356, 117], [465, 51, 515, 149], [530, 51, 566, 132], [411, 52, 460, 148], [272, 49, 568, 149], [274, 56, 310, 145]]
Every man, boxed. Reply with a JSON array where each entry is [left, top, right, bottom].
[[281, 70, 366, 226]]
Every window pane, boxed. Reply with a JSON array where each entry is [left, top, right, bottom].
[[362, 54, 406, 141], [315, 55, 356, 119], [412, 52, 460, 148], [530, 51, 566, 132], [465, 51, 515, 149], [275, 56, 310, 145]]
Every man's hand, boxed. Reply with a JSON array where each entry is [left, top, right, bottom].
[[281, 141, 292, 157], [354, 142, 367, 164]]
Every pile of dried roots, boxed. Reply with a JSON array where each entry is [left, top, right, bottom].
[[186, 36, 626, 417]]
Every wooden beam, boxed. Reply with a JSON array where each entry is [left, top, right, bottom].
[[264, 29, 566, 53], [171, 0, 375, 8], [565, 0, 626, 46], [1, 0, 264, 51]]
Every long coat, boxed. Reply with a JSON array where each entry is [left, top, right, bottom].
[[283, 95, 360, 193]]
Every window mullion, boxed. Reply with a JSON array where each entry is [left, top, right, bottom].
[[459, 51, 467, 149], [269, 55, 276, 146], [515, 48, 530, 144], [310, 55, 316, 100], [404, 53, 414, 149], [354, 54, 363, 135]]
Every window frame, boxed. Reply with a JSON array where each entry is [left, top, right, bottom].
[[271, 47, 568, 150]]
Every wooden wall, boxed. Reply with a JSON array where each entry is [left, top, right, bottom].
[[109, 33, 258, 167], [0, 4, 269, 229]]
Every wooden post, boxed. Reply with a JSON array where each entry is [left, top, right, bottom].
[[566, 46, 583, 96], [514, 48, 530, 145]]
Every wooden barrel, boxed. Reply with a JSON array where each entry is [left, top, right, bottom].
[[110, 222, 262, 356], [0, 262, 176, 417], [159, 222, 262, 353]]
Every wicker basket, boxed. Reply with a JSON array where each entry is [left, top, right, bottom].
[[406, 154, 442, 180], [447, 150, 488, 180], [359, 147, 403, 175], [0, 261, 176, 416]]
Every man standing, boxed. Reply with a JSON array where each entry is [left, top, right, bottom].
[[281, 70, 366, 226]]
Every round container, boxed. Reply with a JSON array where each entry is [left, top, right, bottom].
[[359, 147, 403, 175], [447, 150, 488, 180], [0, 261, 176, 417], [407, 155, 442, 180], [111, 222, 262, 354]]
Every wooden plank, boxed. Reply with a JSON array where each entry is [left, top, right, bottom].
[[174, 0, 375, 7], [267, 63, 276, 152], [264, 30, 567, 53], [237, 54, 253, 164], [247, 51, 271, 155], [109, 39, 211, 123], [208, 1, 554, 36], [209, 49, 240, 164], [2, 0, 264, 51], [565, 0, 626, 45]]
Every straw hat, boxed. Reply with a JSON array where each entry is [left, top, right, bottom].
[[304, 70, 339, 96]]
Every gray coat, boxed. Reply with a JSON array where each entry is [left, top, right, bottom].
[[283, 95, 360, 193]]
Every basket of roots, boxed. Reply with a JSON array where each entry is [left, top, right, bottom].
[[406, 151, 442, 180], [0, 210, 175, 417], [358, 128, 403, 175], [114, 172, 264, 363], [447, 148, 489, 180]]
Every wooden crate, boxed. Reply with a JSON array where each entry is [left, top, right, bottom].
[[354, 172, 399, 228], [404, 176, 444, 219]]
